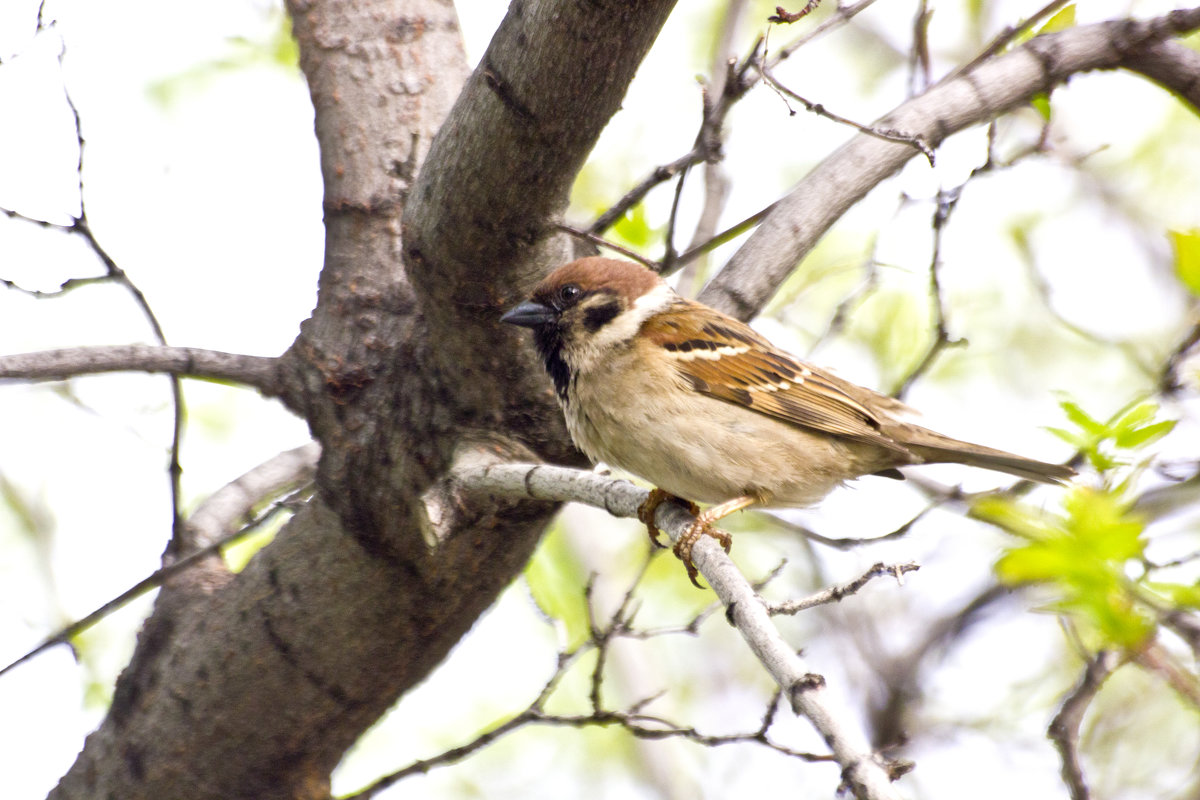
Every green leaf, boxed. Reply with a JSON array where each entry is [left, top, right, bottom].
[[1030, 92, 1052, 120], [1059, 398, 1106, 435], [1114, 419, 1176, 449], [1170, 229, 1200, 296], [1045, 426, 1088, 449], [523, 521, 591, 649], [971, 496, 1055, 541], [996, 541, 1075, 584], [613, 203, 654, 250], [1146, 581, 1200, 609], [1110, 400, 1157, 432], [1063, 488, 1145, 562], [1038, 4, 1076, 34], [984, 485, 1154, 649]]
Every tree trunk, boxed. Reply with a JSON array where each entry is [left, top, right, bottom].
[[49, 1, 678, 797]]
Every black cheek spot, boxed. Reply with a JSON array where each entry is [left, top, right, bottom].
[[582, 300, 621, 332]]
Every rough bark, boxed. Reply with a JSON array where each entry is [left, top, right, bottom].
[[49, 1, 677, 798], [41, 3, 1200, 799]]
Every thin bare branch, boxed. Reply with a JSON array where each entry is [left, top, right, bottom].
[[769, 0, 883, 64], [760, 60, 936, 164], [0, 476, 311, 680], [765, 504, 935, 550], [768, 562, 920, 615], [587, 150, 704, 236], [555, 223, 660, 270], [341, 551, 829, 800], [1048, 650, 1122, 800], [893, 186, 966, 398]]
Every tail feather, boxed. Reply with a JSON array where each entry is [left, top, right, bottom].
[[898, 428, 1075, 484]]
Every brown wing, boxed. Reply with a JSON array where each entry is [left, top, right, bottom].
[[643, 302, 911, 455]]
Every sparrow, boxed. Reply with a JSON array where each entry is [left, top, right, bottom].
[[502, 256, 1074, 586]]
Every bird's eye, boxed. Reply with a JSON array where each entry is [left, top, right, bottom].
[[557, 283, 582, 307]]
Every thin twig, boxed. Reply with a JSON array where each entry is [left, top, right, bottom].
[[768, 562, 921, 615], [908, 0, 933, 95], [555, 223, 660, 270], [1047, 650, 1121, 800], [587, 151, 703, 236], [341, 555, 828, 800], [455, 460, 911, 799], [674, 201, 777, 268], [3, 44, 192, 554], [760, 60, 936, 165], [770, 0, 882, 64], [0, 488, 308, 679], [660, 160, 692, 270], [764, 504, 936, 550], [893, 186, 966, 398]]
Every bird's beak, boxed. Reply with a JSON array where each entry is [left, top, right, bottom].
[[501, 300, 557, 328]]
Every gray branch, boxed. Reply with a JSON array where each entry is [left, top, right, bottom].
[[0, 345, 284, 396], [700, 8, 1200, 318], [455, 461, 907, 800]]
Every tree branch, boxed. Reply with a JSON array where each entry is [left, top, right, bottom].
[[767, 562, 920, 616], [455, 461, 909, 800], [700, 8, 1200, 319], [1115, 37, 1200, 114], [1048, 650, 1122, 800], [0, 345, 285, 397]]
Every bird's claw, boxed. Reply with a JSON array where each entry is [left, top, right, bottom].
[[638, 489, 729, 588], [637, 488, 698, 550], [673, 521, 733, 589]]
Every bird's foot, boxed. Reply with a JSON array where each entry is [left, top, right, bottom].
[[637, 488, 699, 549], [674, 521, 733, 589]]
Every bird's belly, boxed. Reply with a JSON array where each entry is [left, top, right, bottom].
[[564, 372, 859, 507]]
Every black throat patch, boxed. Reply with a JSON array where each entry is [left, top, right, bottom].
[[533, 327, 572, 402]]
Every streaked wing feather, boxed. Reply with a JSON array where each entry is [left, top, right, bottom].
[[643, 304, 910, 453]]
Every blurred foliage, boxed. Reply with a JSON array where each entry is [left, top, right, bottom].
[[851, 284, 930, 387], [147, 7, 298, 107], [222, 524, 278, 573], [1171, 229, 1200, 297], [611, 203, 658, 254], [974, 397, 1188, 653], [522, 519, 591, 650]]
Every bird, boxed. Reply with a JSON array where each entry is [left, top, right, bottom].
[[501, 256, 1074, 586]]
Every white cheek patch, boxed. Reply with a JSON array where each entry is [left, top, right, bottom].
[[573, 282, 677, 368]]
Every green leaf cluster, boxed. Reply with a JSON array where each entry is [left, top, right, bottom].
[[1047, 397, 1175, 473], [973, 397, 1191, 652], [976, 488, 1152, 648]]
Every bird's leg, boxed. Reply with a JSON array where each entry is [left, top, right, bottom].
[[637, 488, 699, 549], [675, 495, 761, 588]]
